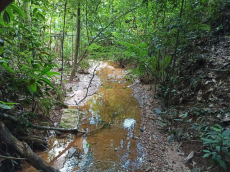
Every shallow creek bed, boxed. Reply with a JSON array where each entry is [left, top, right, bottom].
[[20, 61, 188, 172]]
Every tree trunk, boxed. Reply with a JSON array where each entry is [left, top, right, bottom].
[[69, 1, 81, 81], [0, 121, 58, 172], [0, 0, 13, 13], [22, 1, 31, 25], [167, 0, 185, 107], [60, 0, 67, 86]]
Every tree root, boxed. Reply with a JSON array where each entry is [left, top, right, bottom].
[[0, 121, 59, 172]]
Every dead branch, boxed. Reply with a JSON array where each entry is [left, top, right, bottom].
[[208, 69, 230, 72], [0, 113, 85, 134], [148, 117, 166, 123], [75, 65, 98, 105], [0, 121, 58, 172], [18, 136, 47, 145], [0, 155, 26, 160]]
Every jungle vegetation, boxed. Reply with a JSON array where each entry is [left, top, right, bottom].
[[0, 0, 230, 171]]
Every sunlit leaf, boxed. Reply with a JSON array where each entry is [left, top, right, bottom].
[[29, 79, 37, 93], [9, 4, 26, 18], [46, 71, 60, 77], [6, 8, 13, 23], [3, 11, 10, 23]]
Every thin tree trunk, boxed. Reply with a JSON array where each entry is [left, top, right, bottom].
[[69, 1, 81, 81], [0, 122, 58, 172], [167, 0, 184, 107], [60, 0, 67, 86], [23, 1, 30, 25], [85, 0, 90, 44]]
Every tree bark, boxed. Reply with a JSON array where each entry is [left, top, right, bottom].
[[0, 0, 13, 13], [0, 121, 58, 172], [69, 1, 81, 81], [60, 0, 67, 86]]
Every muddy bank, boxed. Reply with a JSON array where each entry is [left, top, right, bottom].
[[130, 80, 188, 172], [63, 61, 188, 171]]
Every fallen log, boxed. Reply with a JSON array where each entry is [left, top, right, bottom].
[[0, 0, 13, 13], [0, 121, 58, 172], [0, 113, 85, 134]]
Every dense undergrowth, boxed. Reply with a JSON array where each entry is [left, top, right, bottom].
[[151, 10, 230, 172]]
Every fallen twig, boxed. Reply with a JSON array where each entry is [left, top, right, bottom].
[[209, 69, 230, 72], [0, 113, 85, 134], [148, 117, 166, 123], [75, 65, 98, 105], [0, 154, 26, 160]]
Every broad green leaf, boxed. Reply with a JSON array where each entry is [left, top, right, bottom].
[[86, 143, 90, 148], [222, 128, 230, 137], [41, 66, 52, 74], [1, 62, 15, 73], [46, 71, 60, 77], [6, 8, 13, 23], [37, 12, 46, 20], [33, 8, 38, 14], [203, 150, 210, 153], [9, 4, 26, 18], [41, 77, 52, 85], [0, 47, 3, 55], [0, 20, 5, 26], [3, 11, 10, 23], [219, 160, 226, 170], [0, 101, 18, 105], [0, 103, 11, 109], [216, 146, 220, 152], [41, 77, 57, 91], [200, 24, 211, 31], [203, 153, 211, 158], [29, 79, 37, 93], [211, 124, 223, 132]]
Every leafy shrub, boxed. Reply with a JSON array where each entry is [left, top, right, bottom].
[[201, 124, 230, 170]]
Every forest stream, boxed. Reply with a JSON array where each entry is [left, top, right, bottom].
[[21, 61, 146, 172]]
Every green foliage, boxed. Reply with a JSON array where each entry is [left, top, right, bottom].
[[80, 59, 90, 70], [0, 101, 18, 110], [201, 124, 230, 170]]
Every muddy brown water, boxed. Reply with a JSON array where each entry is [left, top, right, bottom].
[[21, 62, 145, 172]]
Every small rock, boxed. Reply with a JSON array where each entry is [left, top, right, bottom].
[[114, 148, 118, 151], [154, 108, 162, 115], [140, 126, 145, 132], [167, 134, 175, 143], [67, 147, 76, 158]]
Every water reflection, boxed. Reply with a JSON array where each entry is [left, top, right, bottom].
[[20, 62, 144, 172], [78, 62, 144, 171]]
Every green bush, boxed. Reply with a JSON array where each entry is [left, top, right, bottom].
[[201, 124, 230, 170]]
